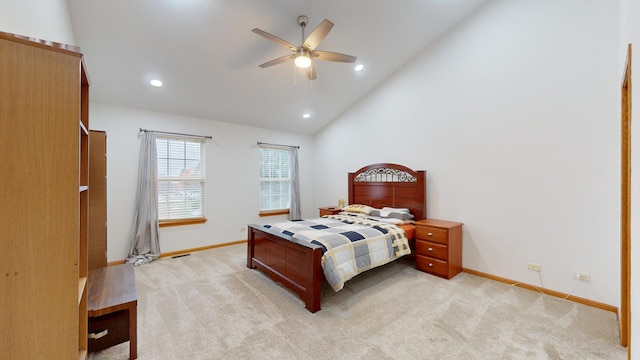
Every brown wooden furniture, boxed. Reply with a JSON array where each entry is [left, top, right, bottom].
[[414, 219, 463, 279], [89, 130, 108, 269], [248, 163, 426, 313], [88, 264, 138, 359], [0, 31, 90, 359], [319, 206, 342, 216]]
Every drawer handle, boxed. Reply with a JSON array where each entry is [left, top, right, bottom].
[[427, 232, 433, 236], [428, 263, 433, 267], [89, 329, 108, 339], [428, 247, 433, 252]]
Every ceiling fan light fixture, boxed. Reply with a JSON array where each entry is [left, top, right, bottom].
[[294, 50, 312, 69]]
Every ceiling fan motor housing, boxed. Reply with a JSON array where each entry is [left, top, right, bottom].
[[297, 15, 308, 28]]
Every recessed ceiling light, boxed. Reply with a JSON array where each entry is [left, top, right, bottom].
[[150, 79, 163, 87], [302, 113, 311, 119], [354, 64, 364, 72]]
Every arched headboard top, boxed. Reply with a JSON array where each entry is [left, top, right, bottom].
[[352, 163, 421, 183], [348, 163, 426, 220]]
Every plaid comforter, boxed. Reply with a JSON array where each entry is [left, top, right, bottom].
[[264, 214, 411, 291]]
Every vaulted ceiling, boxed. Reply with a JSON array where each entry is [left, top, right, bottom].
[[67, 0, 487, 135]]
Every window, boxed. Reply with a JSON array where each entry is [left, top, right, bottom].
[[156, 136, 206, 226], [259, 146, 290, 216]]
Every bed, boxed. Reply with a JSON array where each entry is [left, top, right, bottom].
[[246, 163, 426, 313]]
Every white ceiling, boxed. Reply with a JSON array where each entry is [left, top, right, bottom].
[[66, 0, 487, 135]]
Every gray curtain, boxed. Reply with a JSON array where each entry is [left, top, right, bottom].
[[288, 147, 301, 220], [126, 132, 161, 266]]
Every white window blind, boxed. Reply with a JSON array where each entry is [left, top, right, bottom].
[[156, 136, 205, 220], [259, 147, 290, 211]]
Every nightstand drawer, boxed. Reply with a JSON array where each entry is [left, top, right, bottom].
[[416, 226, 448, 244], [88, 309, 129, 352], [415, 240, 448, 261], [415, 255, 449, 278]]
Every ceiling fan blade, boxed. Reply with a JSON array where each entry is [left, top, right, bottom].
[[258, 54, 295, 68], [303, 19, 333, 51], [312, 50, 357, 63], [306, 62, 317, 80], [252, 28, 297, 50]]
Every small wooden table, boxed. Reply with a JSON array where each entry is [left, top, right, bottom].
[[88, 263, 137, 359]]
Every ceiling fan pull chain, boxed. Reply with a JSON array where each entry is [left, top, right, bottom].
[[293, 62, 297, 87]]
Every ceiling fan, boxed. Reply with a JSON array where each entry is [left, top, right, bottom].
[[252, 15, 357, 80]]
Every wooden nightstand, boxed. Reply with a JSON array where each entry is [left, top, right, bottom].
[[319, 206, 342, 217], [88, 264, 137, 359], [414, 219, 463, 279]]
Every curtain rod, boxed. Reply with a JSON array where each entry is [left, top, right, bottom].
[[257, 141, 299, 149], [139, 128, 212, 140]]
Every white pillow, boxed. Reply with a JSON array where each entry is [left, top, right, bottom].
[[370, 209, 414, 220], [382, 207, 410, 213]]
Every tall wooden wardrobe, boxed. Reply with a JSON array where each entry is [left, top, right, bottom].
[[0, 32, 91, 359]]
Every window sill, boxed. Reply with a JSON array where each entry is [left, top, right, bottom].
[[159, 217, 207, 228], [259, 209, 290, 217]]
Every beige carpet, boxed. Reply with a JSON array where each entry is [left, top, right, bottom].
[[89, 243, 626, 360]]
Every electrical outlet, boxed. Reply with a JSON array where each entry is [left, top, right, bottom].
[[527, 263, 541, 272], [574, 272, 591, 281], [240, 227, 246, 232]]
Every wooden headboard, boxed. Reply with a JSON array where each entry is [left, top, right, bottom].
[[348, 163, 426, 220]]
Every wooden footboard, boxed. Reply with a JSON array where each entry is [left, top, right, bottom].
[[246, 224, 324, 313]]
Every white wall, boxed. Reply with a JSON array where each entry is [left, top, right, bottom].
[[90, 103, 315, 261], [0, 0, 75, 45], [314, 0, 620, 307], [619, 0, 639, 355]]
